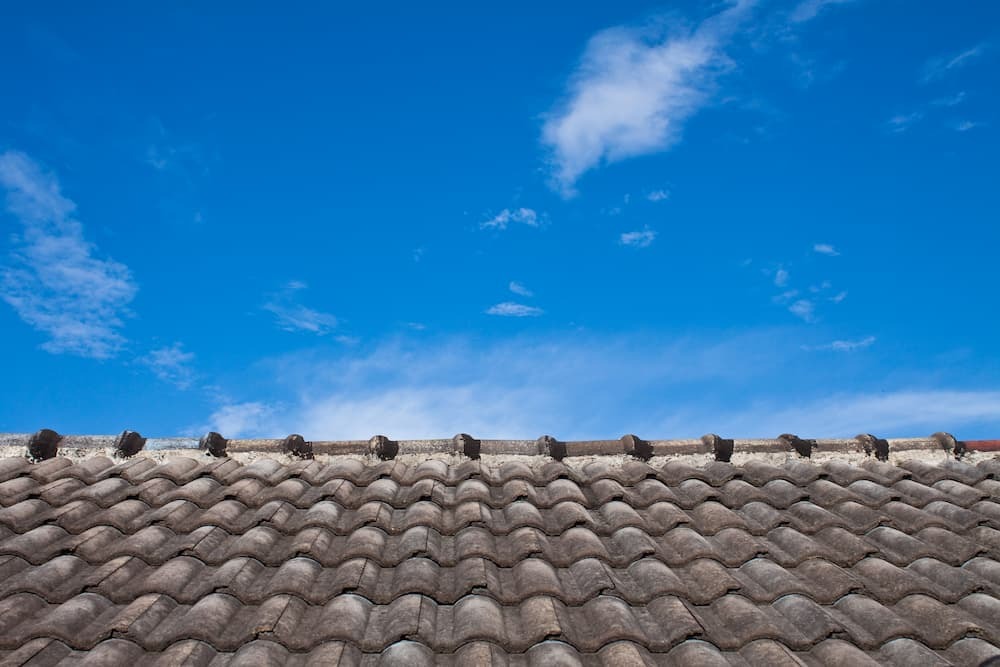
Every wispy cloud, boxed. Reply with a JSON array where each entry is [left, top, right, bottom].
[[804, 335, 876, 352], [262, 281, 339, 335], [922, 44, 987, 83], [887, 112, 922, 133], [830, 291, 848, 304], [509, 281, 533, 297], [201, 334, 1000, 439], [201, 332, 787, 439], [788, 0, 858, 24], [809, 280, 832, 293], [788, 299, 816, 322], [773, 268, 790, 287], [486, 302, 544, 317], [541, 2, 751, 195], [714, 389, 1000, 437], [205, 401, 276, 437], [141, 342, 196, 389], [932, 91, 966, 107], [480, 207, 540, 230], [647, 189, 671, 202], [954, 120, 983, 132], [0, 151, 137, 358], [620, 229, 657, 248], [813, 243, 839, 256]]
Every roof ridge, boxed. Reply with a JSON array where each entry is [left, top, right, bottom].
[[1, 430, 997, 463]]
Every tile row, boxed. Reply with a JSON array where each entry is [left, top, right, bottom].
[[2, 494, 997, 539], [2, 455, 995, 494], [5, 636, 999, 667], [3, 468, 996, 514], [2, 521, 996, 568], [2, 553, 998, 607], [1, 590, 998, 653]]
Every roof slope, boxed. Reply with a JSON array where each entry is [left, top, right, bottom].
[[1, 453, 999, 665]]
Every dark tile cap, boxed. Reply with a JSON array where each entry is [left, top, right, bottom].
[[932, 432, 967, 459], [369, 435, 398, 460], [621, 434, 652, 461], [779, 433, 815, 458], [281, 435, 313, 459], [536, 435, 565, 460], [702, 434, 734, 462], [114, 431, 147, 458], [856, 433, 889, 461], [453, 434, 480, 460], [199, 432, 228, 458], [28, 429, 61, 461]]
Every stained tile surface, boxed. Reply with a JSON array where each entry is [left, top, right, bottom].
[[0, 454, 999, 665]]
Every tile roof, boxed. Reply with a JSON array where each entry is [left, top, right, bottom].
[[0, 432, 999, 664]]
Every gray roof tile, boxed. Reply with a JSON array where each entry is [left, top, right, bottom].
[[0, 452, 998, 662]]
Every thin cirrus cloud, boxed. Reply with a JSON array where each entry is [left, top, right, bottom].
[[480, 207, 540, 230], [0, 150, 137, 359], [486, 302, 544, 317], [887, 112, 922, 133], [646, 189, 670, 202], [787, 0, 859, 24], [813, 243, 839, 256], [202, 333, 1000, 439], [140, 342, 196, 389], [262, 281, 339, 335], [803, 335, 876, 352], [921, 44, 987, 83], [509, 281, 533, 297], [541, 2, 752, 195], [619, 229, 657, 248], [954, 120, 982, 132], [788, 299, 816, 323]]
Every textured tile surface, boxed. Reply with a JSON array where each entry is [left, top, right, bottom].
[[0, 454, 999, 664]]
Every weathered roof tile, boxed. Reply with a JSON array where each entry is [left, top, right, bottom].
[[0, 451, 997, 662]]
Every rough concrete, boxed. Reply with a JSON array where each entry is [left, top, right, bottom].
[[0, 443, 995, 470]]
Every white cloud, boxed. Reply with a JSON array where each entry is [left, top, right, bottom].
[[773, 268, 790, 287], [480, 208, 540, 230], [922, 44, 987, 83], [620, 229, 657, 248], [509, 281, 533, 297], [805, 335, 876, 352], [262, 282, 339, 335], [809, 280, 832, 293], [202, 334, 1000, 439], [0, 150, 137, 359], [541, 2, 751, 194], [887, 112, 922, 133], [813, 243, 839, 256], [829, 291, 848, 303], [788, 299, 816, 322], [954, 120, 982, 132], [932, 91, 966, 107], [788, 0, 857, 23], [714, 390, 1000, 438], [773, 289, 799, 303], [199, 332, 786, 439], [141, 342, 196, 389], [486, 302, 544, 317], [647, 189, 671, 202], [206, 401, 276, 438]]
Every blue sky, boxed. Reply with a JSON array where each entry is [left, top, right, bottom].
[[1, 1, 997, 440]]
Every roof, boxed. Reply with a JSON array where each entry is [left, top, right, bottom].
[[1, 431, 999, 665]]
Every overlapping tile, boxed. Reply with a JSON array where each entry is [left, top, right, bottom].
[[0, 452, 998, 663]]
